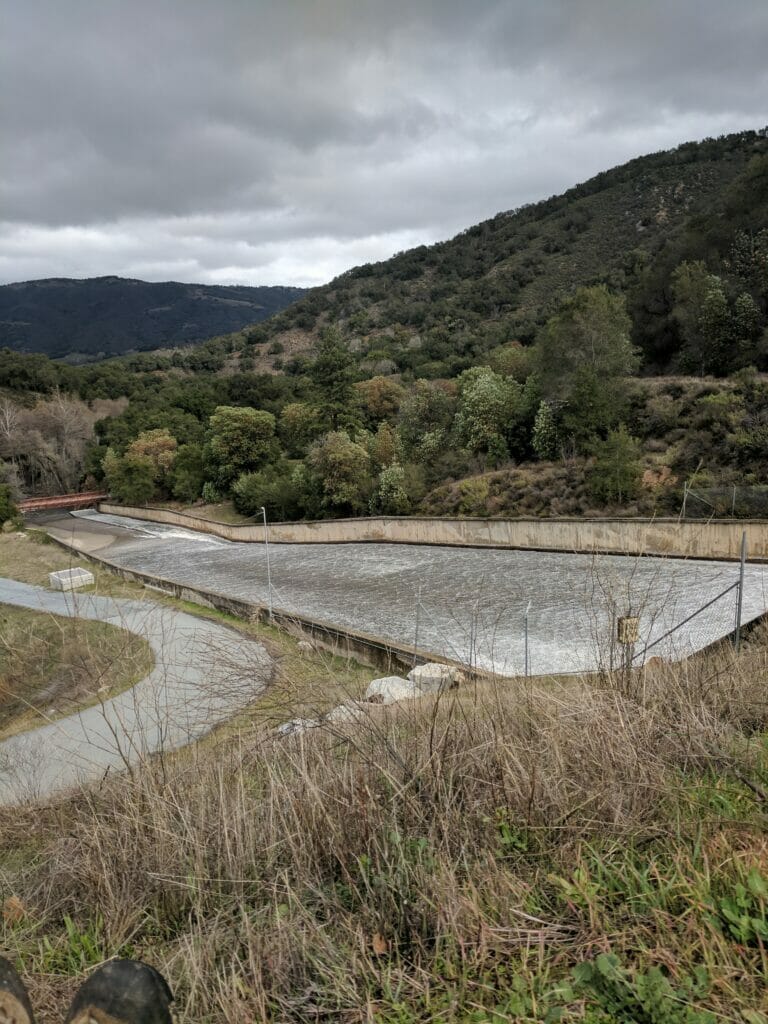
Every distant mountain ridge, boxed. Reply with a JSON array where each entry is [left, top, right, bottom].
[[0, 276, 306, 360]]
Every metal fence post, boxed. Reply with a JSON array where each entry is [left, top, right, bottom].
[[413, 584, 421, 668], [734, 530, 747, 652]]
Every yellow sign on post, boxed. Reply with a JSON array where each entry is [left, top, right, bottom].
[[617, 616, 639, 645]]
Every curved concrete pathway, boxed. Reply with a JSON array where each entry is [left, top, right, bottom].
[[0, 578, 272, 805]]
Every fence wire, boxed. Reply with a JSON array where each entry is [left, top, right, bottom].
[[630, 580, 740, 665], [682, 484, 768, 519]]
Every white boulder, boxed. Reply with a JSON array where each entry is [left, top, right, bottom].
[[364, 675, 420, 705], [407, 662, 460, 694], [48, 567, 94, 592]]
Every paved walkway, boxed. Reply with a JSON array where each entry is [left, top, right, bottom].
[[0, 578, 272, 805]]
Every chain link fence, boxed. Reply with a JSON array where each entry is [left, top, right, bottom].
[[681, 484, 768, 519]]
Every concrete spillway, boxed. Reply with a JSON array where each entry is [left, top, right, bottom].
[[49, 510, 768, 676]]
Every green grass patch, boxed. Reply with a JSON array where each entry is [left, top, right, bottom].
[[0, 605, 153, 737]]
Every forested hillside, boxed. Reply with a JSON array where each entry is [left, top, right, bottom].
[[249, 129, 768, 378], [0, 277, 305, 360], [1, 130, 768, 522]]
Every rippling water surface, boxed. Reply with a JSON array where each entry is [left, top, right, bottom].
[[75, 511, 768, 675]]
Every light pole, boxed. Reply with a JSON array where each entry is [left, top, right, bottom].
[[260, 506, 273, 621]]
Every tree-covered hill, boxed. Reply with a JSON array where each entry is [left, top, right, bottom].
[[0, 277, 306, 360], [249, 128, 768, 378], [3, 129, 768, 521]]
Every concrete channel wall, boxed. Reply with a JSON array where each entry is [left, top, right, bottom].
[[100, 503, 768, 561]]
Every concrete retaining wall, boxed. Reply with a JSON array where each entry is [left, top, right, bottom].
[[100, 503, 768, 561]]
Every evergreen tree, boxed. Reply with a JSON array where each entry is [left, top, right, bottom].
[[531, 401, 559, 460], [125, 428, 178, 495], [0, 484, 19, 526], [535, 286, 638, 402], [372, 463, 411, 515], [278, 402, 323, 457], [454, 366, 523, 460], [588, 425, 642, 505], [103, 451, 157, 505], [170, 444, 205, 503], [733, 291, 762, 364], [671, 260, 713, 374], [206, 406, 278, 490], [306, 431, 371, 515], [310, 328, 357, 430], [699, 280, 733, 376]]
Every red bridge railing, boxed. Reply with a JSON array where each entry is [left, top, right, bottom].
[[18, 491, 108, 513]]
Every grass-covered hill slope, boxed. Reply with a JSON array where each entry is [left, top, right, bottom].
[[0, 276, 306, 361], [251, 129, 768, 376]]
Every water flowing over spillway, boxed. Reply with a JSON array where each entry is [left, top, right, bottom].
[[70, 511, 768, 675]]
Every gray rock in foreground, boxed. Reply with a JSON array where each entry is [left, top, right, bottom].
[[407, 662, 461, 693]]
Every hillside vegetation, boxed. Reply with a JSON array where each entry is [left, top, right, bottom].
[[1, 130, 768, 520], [0, 277, 305, 360], [248, 128, 768, 378]]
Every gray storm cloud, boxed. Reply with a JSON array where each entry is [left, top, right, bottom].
[[1, 0, 766, 286]]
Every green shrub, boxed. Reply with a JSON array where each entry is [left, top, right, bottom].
[[588, 425, 642, 505], [201, 481, 222, 504], [233, 463, 305, 521], [572, 954, 715, 1024], [0, 484, 20, 527], [709, 868, 768, 946]]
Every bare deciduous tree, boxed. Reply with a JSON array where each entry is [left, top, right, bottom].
[[0, 390, 97, 495]]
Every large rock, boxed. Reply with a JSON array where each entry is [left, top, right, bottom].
[[364, 675, 420, 704], [407, 662, 461, 694]]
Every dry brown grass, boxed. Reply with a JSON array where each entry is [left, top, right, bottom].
[[1, 639, 766, 1022], [1, 527, 766, 1020]]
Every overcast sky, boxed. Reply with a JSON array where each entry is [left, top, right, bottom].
[[2, 1, 766, 288]]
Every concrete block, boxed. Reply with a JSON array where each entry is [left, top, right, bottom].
[[48, 567, 95, 591]]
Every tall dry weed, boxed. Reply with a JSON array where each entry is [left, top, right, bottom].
[[3, 648, 766, 1020]]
